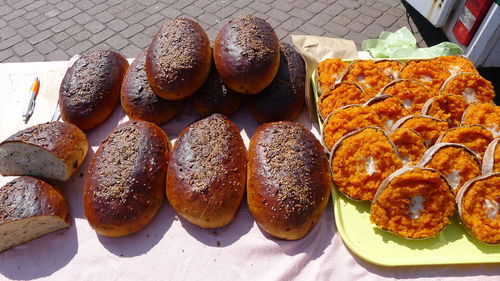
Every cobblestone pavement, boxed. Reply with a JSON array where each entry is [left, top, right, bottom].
[[0, 0, 447, 62]]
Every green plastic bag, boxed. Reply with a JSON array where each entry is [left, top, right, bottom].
[[362, 27, 463, 59]]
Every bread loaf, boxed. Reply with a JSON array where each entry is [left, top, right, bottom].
[[0, 122, 88, 181], [248, 121, 331, 240], [84, 120, 170, 237], [214, 15, 280, 94], [189, 55, 242, 117], [166, 114, 247, 228], [121, 51, 186, 124], [246, 42, 305, 123], [59, 50, 129, 131], [146, 18, 211, 100], [0, 176, 70, 252]]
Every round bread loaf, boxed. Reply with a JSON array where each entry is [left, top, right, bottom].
[[59, 50, 128, 131], [246, 42, 305, 123], [189, 55, 242, 117], [0, 176, 70, 252], [146, 17, 211, 100], [214, 15, 280, 94], [166, 114, 247, 228], [121, 51, 186, 124], [84, 120, 170, 237], [248, 121, 331, 240]]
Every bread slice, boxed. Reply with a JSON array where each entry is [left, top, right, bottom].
[[0, 176, 71, 252], [0, 122, 88, 181]]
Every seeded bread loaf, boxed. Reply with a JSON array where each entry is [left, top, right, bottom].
[[214, 15, 280, 94], [146, 17, 211, 100], [0, 122, 88, 181], [121, 51, 186, 124], [247, 121, 331, 240], [0, 176, 70, 252], [166, 114, 247, 228], [247, 42, 305, 123], [59, 50, 129, 131], [189, 55, 242, 117], [84, 120, 170, 237]]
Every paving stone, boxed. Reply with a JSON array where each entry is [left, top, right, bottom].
[[73, 30, 92, 42], [25, 1, 46, 12], [121, 24, 145, 39], [121, 44, 142, 58], [298, 22, 326, 36], [89, 28, 114, 44], [324, 3, 345, 17], [160, 8, 182, 19], [66, 24, 84, 36], [358, 5, 383, 18], [74, 13, 93, 25], [28, 30, 52, 44], [0, 26, 17, 40], [231, 0, 249, 9], [108, 19, 128, 32], [248, 1, 272, 13], [51, 19, 76, 33], [289, 8, 314, 21], [0, 5, 14, 16], [280, 17, 304, 32], [215, 6, 237, 19], [129, 33, 153, 49], [270, 1, 293, 12], [337, 0, 360, 9], [17, 25, 38, 38], [23, 49, 46, 62], [12, 0, 32, 10], [4, 9, 27, 21], [31, 14, 49, 26], [35, 39, 57, 55], [354, 14, 375, 25], [59, 7, 81, 20], [25, 10, 41, 20], [198, 13, 220, 26], [306, 2, 328, 14], [340, 9, 361, 19], [309, 13, 333, 27], [349, 21, 367, 33], [333, 15, 351, 26], [56, 1, 74, 12], [46, 49, 69, 61], [375, 14, 398, 28], [184, 5, 204, 18], [373, 2, 391, 12], [0, 35, 23, 50], [344, 31, 369, 49], [0, 49, 15, 61], [324, 21, 349, 37], [85, 21, 106, 33], [67, 40, 93, 56], [232, 7, 256, 17], [51, 31, 70, 43], [266, 8, 290, 22], [388, 7, 406, 17], [362, 22, 386, 39], [13, 41, 34, 57]]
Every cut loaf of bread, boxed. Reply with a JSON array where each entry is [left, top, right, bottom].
[[0, 122, 88, 181], [0, 176, 71, 252]]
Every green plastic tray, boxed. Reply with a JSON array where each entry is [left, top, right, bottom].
[[311, 67, 500, 266]]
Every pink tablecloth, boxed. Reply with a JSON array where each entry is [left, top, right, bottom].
[[0, 62, 498, 281]]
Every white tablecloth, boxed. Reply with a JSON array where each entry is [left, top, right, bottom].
[[0, 61, 498, 281]]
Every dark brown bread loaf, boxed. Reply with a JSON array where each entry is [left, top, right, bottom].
[[166, 114, 247, 228], [0, 122, 88, 181], [146, 17, 212, 100], [121, 51, 186, 124], [0, 176, 70, 252], [248, 121, 331, 240], [247, 42, 306, 123], [59, 50, 129, 131], [84, 120, 170, 237], [189, 56, 242, 117], [214, 15, 280, 94]]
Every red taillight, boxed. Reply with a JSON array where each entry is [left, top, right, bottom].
[[453, 0, 493, 46]]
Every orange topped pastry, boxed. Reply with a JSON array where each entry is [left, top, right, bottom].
[[482, 138, 500, 174], [322, 105, 383, 151], [441, 73, 495, 104], [421, 94, 469, 127], [331, 127, 402, 201], [462, 103, 500, 137], [342, 60, 392, 95], [366, 95, 410, 131], [456, 173, 500, 244], [393, 115, 449, 146], [399, 59, 451, 93], [437, 125, 494, 159], [375, 59, 403, 80], [371, 167, 455, 239], [381, 79, 433, 114], [389, 128, 427, 165], [317, 82, 368, 120], [434, 56, 478, 75], [316, 58, 349, 94]]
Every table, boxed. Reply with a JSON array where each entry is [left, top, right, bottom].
[[0, 61, 498, 281]]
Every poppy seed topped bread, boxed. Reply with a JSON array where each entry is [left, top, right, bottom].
[[146, 18, 211, 100], [214, 15, 280, 94], [59, 50, 128, 131]]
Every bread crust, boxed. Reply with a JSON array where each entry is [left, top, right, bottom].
[[247, 42, 305, 123], [59, 50, 129, 131], [84, 120, 170, 237], [121, 51, 186, 124], [247, 121, 331, 240], [214, 15, 280, 94], [145, 17, 211, 100], [166, 114, 247, 228], [0, 176, 70, 225], [0, 121, 88, 181]]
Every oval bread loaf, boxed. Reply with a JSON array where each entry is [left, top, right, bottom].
[[246, 42, 305, 123], [166, 114, 247, 228], [59, 50, 129, 131], [248, 121, 331, 240], [0, 176, 70, 252], [146, 17, 211, 100], [84, 120, 170, 237], [121, 51, 186, 124], [214, 15, 280, 94], [0, 122, 88, 181]]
